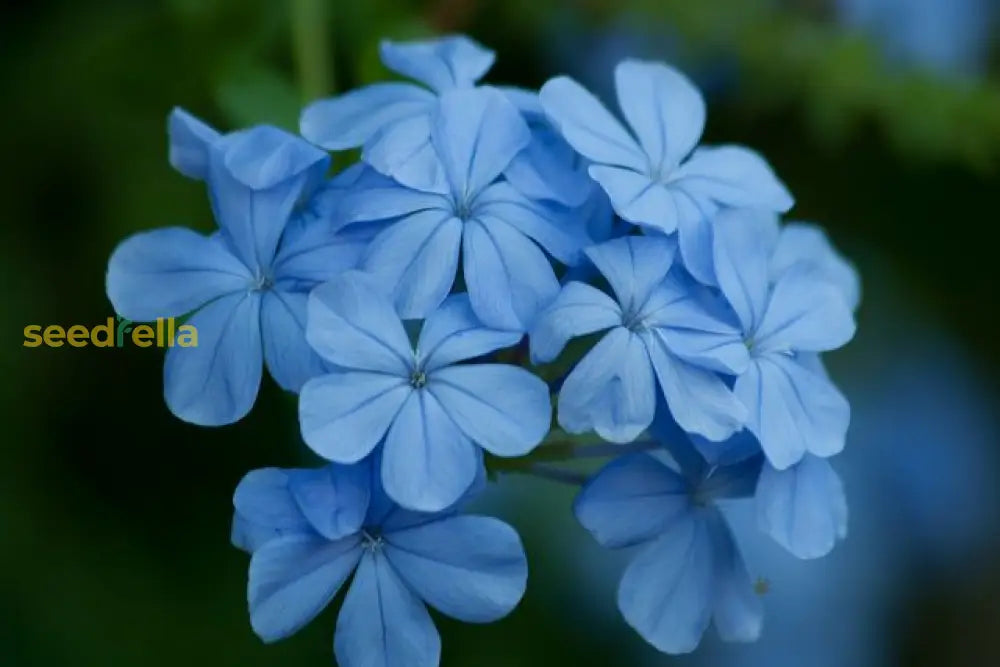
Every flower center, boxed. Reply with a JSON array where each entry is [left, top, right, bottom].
[[251, 270, 274, 292], [621, 308, 648, 333], [410, 370, 428, 389], [361, 529, 384, 552]]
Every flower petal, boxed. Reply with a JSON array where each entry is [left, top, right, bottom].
[[305, 272, 413, 373], [384, 515, 528, 622], [360, 211, 463, 320], [431, 87, 530, 199], [429, 364, 551, 457], [755, 265, 857, 353], [299, 83, 435, 150], [249, 533, 362, 642], [417, 294, 522, 371], [163, 291, 262, 426], [558, 327, 656, 443], [380, 35, 495, 92], [574, 453, 690, 548], [362, 112, 448, 193], [712, 208, 780, 332], [287, 463, 371, 541], [207, 128, 328, 271], [261, 290, 326, 392], [615, 60, 706, 172], [618, 513, 714, 654], [382, 391, 480, 512], [735, 354, 850, 469], [462, 218, 560, 331], [671, 192, 719, 285], [706, 509, 762, 643], [299, 372, 410, 463], [529, 281, 622, 363], [334, 551, 440, 667], [584, 235, 676, 312], [273, 217, 384, 287], [589, 165, 677, 234], [232, 468, 314, 553], [106, 227, 250, 321], [643, 332, 746, 441], [539, 76, 646, 171], [674, 145, 794, 212], [168, 107, 221, 180], [338, 187, 449, 224], [503, 122, 592, 207], [756, 454, 848, 559], [771, 222, 861, 311]]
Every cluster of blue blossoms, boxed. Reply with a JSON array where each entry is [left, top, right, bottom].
[[106, 35, 858, 665]]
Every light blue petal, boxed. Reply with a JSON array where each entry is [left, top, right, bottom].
[[539, 76, 646, 171], [735, 355, 850, 469], [382, 391, 479, 513], [168, 107, 221, 180], [475, 181, 590, 265], [558, 327, 656, 443], [584, 235, 676, 313], [614, 60, 706, 172], [207, 129, 328, 271], [643, 331, 746, 441], [106, 227, 250, 321], [674, 145, 794, 212], [163, 292, 262, 425], [712, 208, 780, 332], [249, 533, 362, 642], [380, 35, 495, 92], [417, 294, 522, 371], [498, 85, 544, 116], [618, 513, 714, 654], [428, 364, 551, 456], [299, 372, 410, 463], [334, 551, 440, 667], [529, 281, 622, 363], [261, 291, 326, 392], [299, 83, 435, 150], [338, 186, 449, 224], [232, 468, 314, 553], [641, 280, 748, 375], [756, 454, 848, 559], [589, 165, 677, 234], [503, 123, 592, 207], [287, 463, 371, 541], [360, 211, 463, 319], [754, 265, 857, 353], [574, 453, 690, 548], [772, 222, 861, 311], [705, 509, 762, 642], [462, 218, 560, 331], [362, 112, 448, 194], [305, 272, 413, 373], [384, 515, 528, 622], [273, 217, 384, 287], [431, 88, 529, 199]]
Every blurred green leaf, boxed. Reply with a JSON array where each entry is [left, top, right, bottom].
[[214, 65, 301, 129]]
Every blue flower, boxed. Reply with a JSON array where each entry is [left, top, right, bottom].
[[574, 412, 764, 654], [530, 235, 748, 443], [300, 35, 496, 191], [337, 86, 590, 330], [106, 122, 379, 425], [539, 60, 793, 284], [298, 271, 551, 512], [712, 209, 857, 468], [232, 460, 527, 667]]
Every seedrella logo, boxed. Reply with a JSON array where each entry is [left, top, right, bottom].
[[23, 316, 198, 348]]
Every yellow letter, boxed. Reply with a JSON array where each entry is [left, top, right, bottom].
[[67, 325, 89, 347], [43, 325, 65, 347], [92, 317, 114, 348], [132, 324, 154, 348], [23, 325, 43, 347], [177, 325, 198, 347]]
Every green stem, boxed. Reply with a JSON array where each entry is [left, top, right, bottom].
[[290, 0, 333, 102]]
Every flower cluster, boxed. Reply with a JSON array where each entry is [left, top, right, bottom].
[[106, 34, 858, 665]]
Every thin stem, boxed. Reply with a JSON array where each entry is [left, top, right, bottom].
[[518, 463, 589, 487], [290, 0, 332, 102]]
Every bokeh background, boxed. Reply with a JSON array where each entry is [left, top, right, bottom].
[[3, 0, 999, 665]]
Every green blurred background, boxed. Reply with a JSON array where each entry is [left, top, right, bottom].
[[3, 0, 1000, 665]]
